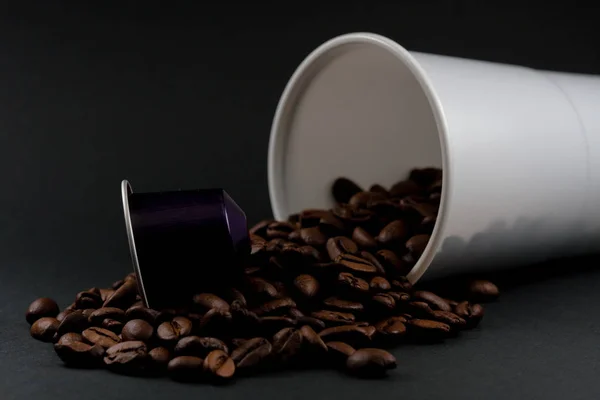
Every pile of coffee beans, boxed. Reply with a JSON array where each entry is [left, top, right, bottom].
[[26, 168, 500, 383]]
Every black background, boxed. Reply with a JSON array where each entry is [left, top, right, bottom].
[[1, 2, 600, 399]]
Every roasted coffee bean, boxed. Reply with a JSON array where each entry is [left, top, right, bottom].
[[125, 305, 161, 325], [175, 336, 229, 357], [168, 356, 204, 382], [204, 350, 235, 381], [338, 272, 370, 294], [295, 316, 326, 331], [104, 341, 149, 374], [318, 213, 346, 237], [26, 298, 59, 324], [81, 308, 96, 320], [336, 254, 378, 274], [389, 179, 421, 198], [326, 341, 356, 366], [111, 279, 125, 290], [404, 197, 437, 218], [56, 310, 89, 336], [370, 276, 391, 291], [198, 308, 232, 335], [224, 288, 247, 308], [75, 289, 102, 309], [157, 317, 193, 345], [253, 297, 296, 316], [352, 227, 378, 250], [266, 222, 296, 239], [247, 277, 280, 300], [102, 319, 123, 334], [56, 332, 83, 346], [326, 237, 359, 260], [374, 316, 407, 337], [298, 209, 330, 228], [406, 234, 430, 258], [369, 184, 389, 195], [429, 310, 466, 329], [293, 274, 319, 298], [409, 167, 442, 187], [346, 348, 397, 377], [121, 319, 154, 342], [407, 319, 452, 341], [467, 280, 500, 302], [348, 191, 387, 208], [149, 347, 170, 370], [375, 250, 409, 276], [249, 219, 274, 237], [30, 317, 60, 342], [377, 220, 408, 247], [193, 293, 230, 312], [407, 301, 434, 318], [259, 316, 296, 335], [455, 301, 485, 329], [311, 310, 355, 326], [420, 216, 437, 233], [332, 177, 363, 204], [250, 235, 267, 256], [323, 297, 365, 313], [360, 251, 386, 275], [231, 337, 272, 370], [56, 309, 74, 323], [297, 245, 325, 262], [391, 277, 413, 291], [318, 325, 376, 346], [55, 341, 104, 367], [89, 307, 126, 325], [272, 328, 303, 361], [299, 325, 328, 354], [103, 279, 137, 309], [99, 288, 115, 303], [412, 291, 452, 312], [299, 227, 328, 247], [371, 293, 396, 311], [388, 291, 410, 303], [82, 327, 120, 349]]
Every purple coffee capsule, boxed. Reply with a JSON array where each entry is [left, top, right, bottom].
[[121, 180, 249, 310]]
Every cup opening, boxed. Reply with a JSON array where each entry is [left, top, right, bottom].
[[268, 33, 451, 284]]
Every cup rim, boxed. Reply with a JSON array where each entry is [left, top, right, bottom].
[[267, 32, 451, 284]]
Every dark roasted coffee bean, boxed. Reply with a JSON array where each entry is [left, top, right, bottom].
[[326, 341, 356, 366], [168, 356, 204, 382], [75, 289, 102, 309], [249, 219, 274, 237], [336, 254, 378, 274], [377, 220, 408, 247], [407, 319, 452, 341], [121, 319, 154, 342], [112, 279, 125, 290], [102, 319, 123, 334], [445, 298, 459, 307], [259, 316, 296, 336], [30, 317, 59, 342], [224, 288, 247, 308], [369, 184, 389, 195], [299, 227, 328, 247], [175, 336, 229, 357], [409, 167, 442, 187], [360, 251, 386, 275], [389, 179, 421, 198], [89, 307, 126, 325], [231, 337, 272, 370], [266, 221, 296, 239], [318, 213, 346, 237], [81, 308, 96, 320], [430, 310, 466, 329], [352, 227, 378, 250], [468, 304, 485, 328], [288, 308, 304, 318], [295, 316, 326, 331], [420, 216, 437, 233], [204, 350, 235, 381], [390, 276, 413, 291], [26, 298, 59, 324], [57, 310, 89, 336], [403, 197, 438, 218], [318, 325, 376, 346], [374, 316, 407, 337], [250, 234, 267, 256], [103, 279, 137, 309], [253, 297, 296, 317], [55, 341, 104, 367], [82, 327, 120, 349], [326, 236, 359, 260], [332, 177, 363, 204], [56, 332, 83, 345], [272, 328, 303, 361], [338, 272, 370, 294], [371, 293, 396, 312], [198, 308, 232, 335], [311, 310, 355, 326], [297, 245, 325, 262], [412, 291, 452, 311], [406, 234, 430, 258], [157, 317, 193, 345], [388, 291, 410, 303], [467, 280, 500, 302], [193, 293, 230, 311], [346, 348, 397, 377], [247, 277, 280, 300], [149, 347, 170, 370], [230, 300, 260, 325], [56, 309, 74, 323], [370, 276, 391, 291], [348, 191, 387, 208], [125, 305, 161, 325], [376, 250, 410, 276], [298, 209, 330, 228], [104, 341, 149, 374], [99, 288, 115, 303], [323, 297, 365, 313], [407, 301, 434, 318], [293, 274, 319, 298]]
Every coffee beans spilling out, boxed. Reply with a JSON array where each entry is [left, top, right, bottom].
[[26, 167, 500, 383]]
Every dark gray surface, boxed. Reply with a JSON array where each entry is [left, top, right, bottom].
[[2, 3, 600, 399]]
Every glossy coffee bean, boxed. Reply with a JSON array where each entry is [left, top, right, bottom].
[[82, 327, 120, 349], [193, 293, 230, 311], [56, 309, 74, 323], [298, 209, 330, 228], [75, 289, 102, 309], [293, 274, 319, 298], [175, 336, 229, 357], [125, 305, 161, 325], [168, 356, 205, 382], [30, 317, 60, 342], [348, 191, 387, 208], [89, 307, 126, 325], [407, 319, 452, 341], [272, 328, 303, 361], [323, 297, 364, 313], [337, 272, 370, 294], [121, 319, 154, 342], [266, 222, 296, 239], [371, 293, 396, 312], [376, 250, 409, 276], [56, 310, 89, 336], [54, 341, 104, 367], [390, 277, 413, 291], [253, 297, 296, 317], [412, 291, 452, 312], [102, 318, 124, 334], [331, 177, 363, 204], [103, 279, 137, 309], [204, 350, 235, 381], [405, 234, 430, 258], [429, 310, 466, 329], [318, 325, 376, 347], [326, 341, 356, 366], [198, 308, 232, 336], [374, 316, 407, 337], [299, 227, 328, 247], [299, 325, 328, 354], [360, 251, 386, 275], [389, 179, 421, 198], [231, 337, 272, 370], [157, 317, 193, 345], [377, 220, 408, 247], [370, 276, 391, 292], [311, 310, 355, 326], [104, 341, 149, 374], [259, 316, 296, 336], [326, 237, 359, 261], [346, 348, 397, 377], [467, 280, 500, 302], [336, 254, 378, 274], [295, 316, 326, 331], [249, 219, 274, 237], [148, 347, 170, 370], [352, 227, 378, 250], [247, 277, 280, 300], [26, 298, 59, 325], [56, 332, 83, 346], [99, 288, 115, 303]]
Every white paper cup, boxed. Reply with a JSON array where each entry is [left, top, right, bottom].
[[268, 32, 600, 283]]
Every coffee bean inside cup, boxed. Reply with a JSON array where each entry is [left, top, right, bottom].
[[26, 167, 499, 383]]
